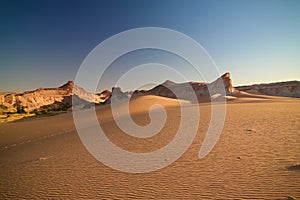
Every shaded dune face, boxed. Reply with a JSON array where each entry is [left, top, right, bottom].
[[98, 96, 186, 153]]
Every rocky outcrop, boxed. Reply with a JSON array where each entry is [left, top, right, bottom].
[[235, 81, 300, 98], [109, 87, 129, 103], [132, 72, 234, 102], [208, 72, 234, 95], [97, 90, 112, 103], [2, 73, 298, 113], [0, 81, 104, 112], [0, 72, 253, 112]]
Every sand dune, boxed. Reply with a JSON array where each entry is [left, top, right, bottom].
[[0, 95, 299, 199]]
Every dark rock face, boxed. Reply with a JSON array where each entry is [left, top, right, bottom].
[[236, 81, 300, 98], [98, 90, 111, 103]]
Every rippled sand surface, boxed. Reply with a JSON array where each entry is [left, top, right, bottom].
[[0, 96, 299, 199]]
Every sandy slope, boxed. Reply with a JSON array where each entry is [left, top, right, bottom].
[[0, 95, 299, 199]]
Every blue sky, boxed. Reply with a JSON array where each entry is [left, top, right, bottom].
[[0, 0, 299, 92]]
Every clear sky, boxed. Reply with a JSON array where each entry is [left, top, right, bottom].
[[0, 0, 299, 92]]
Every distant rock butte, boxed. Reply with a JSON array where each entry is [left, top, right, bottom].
[[0, 81, 105, 112], [132, 72, 234, 101], [109, 87, 129, 103], [235, 81, 300, 98], [1, 73, 299, 112]]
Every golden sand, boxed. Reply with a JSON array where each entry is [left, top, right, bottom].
[[0, 95, 299, 199]]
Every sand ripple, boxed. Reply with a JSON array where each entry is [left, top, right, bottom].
[[0, 99, 299, 199]]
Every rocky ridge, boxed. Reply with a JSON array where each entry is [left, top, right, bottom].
[[1, 73, 299, 113], [235, 81, 300, 98], [0, 81, 104, 112], [132, 72, 234, 102]]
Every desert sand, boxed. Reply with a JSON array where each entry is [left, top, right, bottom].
[[0, 94, 299, 199]]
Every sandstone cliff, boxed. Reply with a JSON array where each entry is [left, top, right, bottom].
[[0, 81, 105, 112], [1, 73, 299, 113], [131, 72, 234, 102]]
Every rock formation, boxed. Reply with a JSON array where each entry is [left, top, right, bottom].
[[132, 72, 234, 102], [208, 72, 234, 95], [235, 81, 300, 98], [1, 72, 299, 113], [0, 81, 104, 112], [97, 90, 112, 103], [108, 87, 129, 103]]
